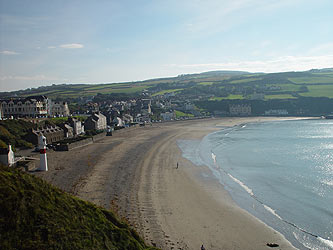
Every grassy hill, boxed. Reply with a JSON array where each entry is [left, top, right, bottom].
[[0, 68, 333, 102], [0, 119, 35, 149], [0, 165, 158, 250], [0, 71, 248, 99]]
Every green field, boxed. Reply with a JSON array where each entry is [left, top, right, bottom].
[[230, 78, 262, 84], [210, 94, 244, 100], [174, 110, 194, 118], [197, 82, 215, 86], [288, 76, 333, 84], [299, 85, 333, 98], [265, 94, 297, 100], [265, 83, 302, 92], [152, 88, 183, 96]]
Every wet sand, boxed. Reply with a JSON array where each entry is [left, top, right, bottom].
[[34, 117, 304, 249]]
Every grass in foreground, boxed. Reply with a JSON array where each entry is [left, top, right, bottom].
[[0, 165, 158, 250]]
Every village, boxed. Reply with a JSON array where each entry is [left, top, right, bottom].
[[0, 93, 211, 167]]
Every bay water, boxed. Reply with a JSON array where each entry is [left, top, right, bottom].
[[178, 119, 333, 250]]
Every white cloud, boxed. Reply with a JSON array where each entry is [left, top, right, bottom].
[[0, 50, 19, 55], [168, 55, 333, 73], [59, 43, 84, 49], [48, 46, 57, 49]]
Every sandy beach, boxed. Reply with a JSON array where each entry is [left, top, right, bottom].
[[34, 117, 305, 249]]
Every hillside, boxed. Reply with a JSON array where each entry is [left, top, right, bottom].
[[0, 71, 248, 99], [0, 69, 333, 100], [0, 165, 158, 250], [0, 119, 35, 149]]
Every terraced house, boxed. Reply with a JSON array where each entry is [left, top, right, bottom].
[[0, 96, 49, 118]]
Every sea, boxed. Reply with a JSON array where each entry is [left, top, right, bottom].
[[177, 119, 333, 250]]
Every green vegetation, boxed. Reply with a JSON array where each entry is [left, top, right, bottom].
[[174, 110, 194, 118], [288, 76, 333, 84], [0, 165, 158, 250], [264, 94, 297, 100], [152, 89, 183, 96], [210, 94, 244, 101], [230, 78, 262, 84], [197, 82, 215, 86], [265, 84, 302, 92], [0, 120, 35, 149], [1, 69, 333, 116], [49, 116, 87, 125], [299, 85, 333, 98]]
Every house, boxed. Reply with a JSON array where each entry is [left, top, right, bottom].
[[68, 117, 84, 136], [49, 101, 70, 117], [59, 123, 74, 138], [265, 109, 288, 116], [0, 95, 49, 118], [0, 145, 14, 166], [161, 112, 175, 121], [26, 126, 64, 145], [112, 117, 124, 127], [84, 112, 107, 131], [86, 102, 99, 114], [122, 114, 133, 125], [229, 104, 251, 116], [141, 99, 152, 115], [134, 114, 151, 123]]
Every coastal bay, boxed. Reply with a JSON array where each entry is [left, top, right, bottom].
[[35, 117, 300, 249]]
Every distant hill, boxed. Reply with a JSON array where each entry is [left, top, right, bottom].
[[0, 165, 157, 250], [0, 68, 333, 100]]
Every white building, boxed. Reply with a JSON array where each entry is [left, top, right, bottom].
[[84, 112, 107, 131], [265, 109, 288, 116], [49, 100, 70, 117], [0, 96, 49, 118], [112, 117, 124, 127], [122, 114, 133, 124], [134, 114, 151, 123], [68, 117, 84, 136], [0, 145, 15, 166], [229, 104, 251, 116]]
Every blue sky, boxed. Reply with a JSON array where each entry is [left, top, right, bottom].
[[0, 0, 332, 91]]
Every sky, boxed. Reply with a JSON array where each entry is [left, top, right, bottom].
[[0, 0, 332, 92]]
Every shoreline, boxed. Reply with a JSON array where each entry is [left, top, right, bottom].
[[33, 117, 316, 249]]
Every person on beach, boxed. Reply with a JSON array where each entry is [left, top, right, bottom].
[[176, 162, 179, 169], [201, 244, 205, 250]]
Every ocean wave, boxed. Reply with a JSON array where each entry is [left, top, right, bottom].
[[293, 232, 315, 249], [318, 237, 333, 249], [227, 173, 254, 196], [263, 204, 283, 220], [293, 232, 333, 250]]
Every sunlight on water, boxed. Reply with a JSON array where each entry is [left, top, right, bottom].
[[178, 119, 333, 250]]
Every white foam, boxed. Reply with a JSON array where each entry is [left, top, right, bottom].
[[227, 173, 254, 196], [211, 152, 216, 164], [318, 237, 333, 249], [293, 232, 333, 250], [293, 232, 315, 249], [263, 204, 283, 220]]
